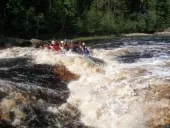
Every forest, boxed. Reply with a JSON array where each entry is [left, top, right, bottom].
[[0, 0, 170, 38]]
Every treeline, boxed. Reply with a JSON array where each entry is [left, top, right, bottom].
[[0, 0, 170, 38]]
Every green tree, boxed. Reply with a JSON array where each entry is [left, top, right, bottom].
[[156, 0, 170, 30]]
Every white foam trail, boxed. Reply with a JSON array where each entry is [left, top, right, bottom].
[[1, 45, 170, 128]]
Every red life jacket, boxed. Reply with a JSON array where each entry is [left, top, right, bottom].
[[78, 43, 81, 48], [52, 45, 61, 51], [43, 45, 51, 49]]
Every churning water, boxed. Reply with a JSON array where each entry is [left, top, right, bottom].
[[0, 37, 170, 128]]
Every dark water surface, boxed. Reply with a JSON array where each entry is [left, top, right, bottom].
[[90, 37, 170, 63]]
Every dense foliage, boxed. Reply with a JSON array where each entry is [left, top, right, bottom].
[[0, 0, 170, 38]]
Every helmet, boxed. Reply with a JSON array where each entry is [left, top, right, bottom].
[[51, 40, 55, 45], [82, 42, 85, 45], [60, 41, 64, 44]]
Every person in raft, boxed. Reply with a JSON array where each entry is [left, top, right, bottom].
[[50, 40, 61, 51], [59, 40, 67, 52], [82, 42, 90, 54], [59, 40, 65, 47], [70, 40, 82, 53]]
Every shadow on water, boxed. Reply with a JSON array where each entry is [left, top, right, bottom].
[[115, 52, 153, 63], [90, 36, 170, 49], [89, 37, 170, 63], [115, 47, 170, 63], [88, 56, 106, 65]]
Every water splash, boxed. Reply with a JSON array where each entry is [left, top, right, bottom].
[[0, 39, 170, 128]]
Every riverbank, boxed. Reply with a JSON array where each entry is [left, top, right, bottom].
[[1, 32, 170, 48], [123, 32, 170, 37], [71, 32, 170, 43]]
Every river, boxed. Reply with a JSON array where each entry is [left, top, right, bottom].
[[0, 37, 170, 128]]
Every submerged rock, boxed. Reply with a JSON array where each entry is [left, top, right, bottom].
[[30, 38, 48, 48], [54, 65, 80, 82]]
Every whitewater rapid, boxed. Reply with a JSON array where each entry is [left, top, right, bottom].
[[0, 40, 170, 128]]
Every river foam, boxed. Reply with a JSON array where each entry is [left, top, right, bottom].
[[0, 39, 170, 128]]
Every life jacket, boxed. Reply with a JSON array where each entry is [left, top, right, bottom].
[[43, 45, 51, 50], [52, 45, 61, 51], [77, 42, 82, 49]]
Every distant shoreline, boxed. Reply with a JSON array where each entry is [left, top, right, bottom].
[[71, 32, 170, 43], [122, 33, 152, 37], [123, 32, 170, 37]]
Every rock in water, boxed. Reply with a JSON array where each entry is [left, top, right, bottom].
[[0, 37, 31, 47], [30, 38, 48, 48], [55, 65, 80, 82]]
